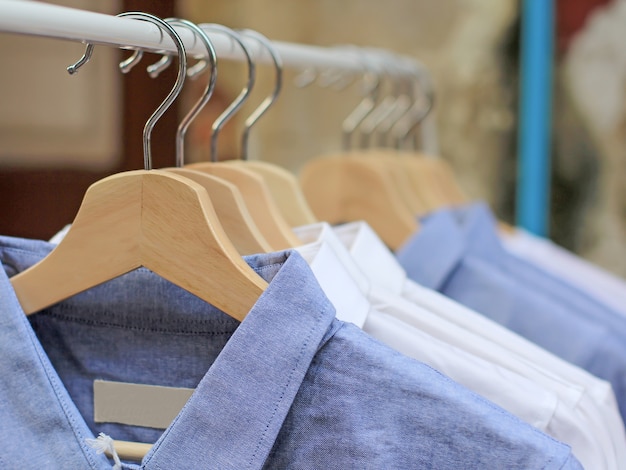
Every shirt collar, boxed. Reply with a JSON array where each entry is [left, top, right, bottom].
[[145, 250, 338, 469], [451, 202, 507, 265], [293, 222, 370, 328], [395, 209, 465, 290], [332, 221, 407, 296], [0, 240, 110, 468], [0, 237, 338, 469]]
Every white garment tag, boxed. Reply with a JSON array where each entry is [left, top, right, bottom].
[[93, 379, 193, 429]]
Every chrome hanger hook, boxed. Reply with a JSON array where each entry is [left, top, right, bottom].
[[198, 23, 256, 162], [357, 49, 406, 149], [392, 59, 435, 149], [66, 43, 94, 75], [294, 67, 318, 88], [118, 23, 165, 75], [67, 12, 187, 170], [373, 52, 413, 148], [141, 25, 205, 79], [138, 30, 209, 81], [236, 29, 283, 161], [119, 49, 145, 74], [162, 18, 218, 167], [339, 46, 381, 151]]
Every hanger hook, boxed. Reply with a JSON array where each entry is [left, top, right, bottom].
[[339, 46, 381, 151], [161, 18, 218, 167], [372, 51, 413, 148], [67, 12, 187, 170], [236, 29, 283, 161], [140, 26, 203, 79], [392, 59, 435, 149], [66, 43, 94, 75], [117, 24, 165, 75], [357, 54, 392, 149], [198, 24, 255, 163], [119, 49, 145, 74]]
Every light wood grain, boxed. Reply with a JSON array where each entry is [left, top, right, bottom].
[[165, 167, 272, 255], [11, 170, 267, 321], [226, 160, 318, 227], [362, 150, 431, 215], [400, 151, 468, 210], [300, 154, 417, 250], [187, 162, 300, 250], [109, 440, 153, 461]]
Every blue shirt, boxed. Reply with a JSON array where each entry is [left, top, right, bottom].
[[454, 203, 626, 340], [397, 204, 626, 419], [0, 235, 581, 469]]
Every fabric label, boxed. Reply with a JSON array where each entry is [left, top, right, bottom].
[[93, 379, 194, 429]]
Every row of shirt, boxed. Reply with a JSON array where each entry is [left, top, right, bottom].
[[1, 202, 624, 468]]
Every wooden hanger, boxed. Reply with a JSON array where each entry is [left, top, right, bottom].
[[388, 70, 515, 231], [227, 160, 317, 227], [157, 20, 271, 255], [388, 60, 469, 212], [188, 162, 300, 249], [300, 152, 417, 250], [10, 16, 268, 462], [166, 167, 272, 254], [363, 148, 433, 215], [395, 150, 468, 211], [11, 170, 267, 319], [222, 30, 318, 229], [184, 24, 300, 250], [299, 57, 418, 250]]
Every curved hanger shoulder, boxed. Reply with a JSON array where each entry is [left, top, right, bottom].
[[363, 148, 430, 215], [300, 153, 417, 250], [399, 151, 468, 210], [187, 162, 300, 250], [11, 170, 267, 321], [226, 160, 317, 227], [165, 167, 272, 255]]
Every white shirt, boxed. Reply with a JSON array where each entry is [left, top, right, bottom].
[[294, 222, 611, 470], [332, 220, 626, 468], [503, 229, 626, 318]]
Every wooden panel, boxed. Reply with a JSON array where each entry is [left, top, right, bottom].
[[0, 1, 178, 240]]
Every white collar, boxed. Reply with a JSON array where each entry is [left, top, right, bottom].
[[333, 221, 408, 295], [294, 222, 370, 328]]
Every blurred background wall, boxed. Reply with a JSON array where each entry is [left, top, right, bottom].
[[0, 0, 624, 278]]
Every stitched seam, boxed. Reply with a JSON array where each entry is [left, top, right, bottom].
[[34, 312, 236, 335], [26, 320, 102, 468], [246, 305, 327, 468], [1, 246, 50, 257]]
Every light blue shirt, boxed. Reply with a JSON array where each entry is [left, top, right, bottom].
[[397, 204, 626, 420], [0, 235, 582, 469], [454, 203, 626, 340]]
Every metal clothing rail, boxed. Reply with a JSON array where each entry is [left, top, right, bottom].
[[0, 0, 374, 73]]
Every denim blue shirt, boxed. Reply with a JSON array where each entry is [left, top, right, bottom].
[[397, 204, 626, 419], [454, 203, 626, 341], [0, 235, 582, 469]]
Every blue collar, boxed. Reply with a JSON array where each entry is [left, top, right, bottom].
[[0, 236, 337, 469], [395, 203, 507, 290], [395, 209, 465, 290], [450, 202, 508, 265]]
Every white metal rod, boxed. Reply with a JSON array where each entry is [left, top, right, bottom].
[[0, 0, 371, 73]]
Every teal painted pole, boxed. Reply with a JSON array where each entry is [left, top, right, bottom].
[[517, 0, 554, 236]]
